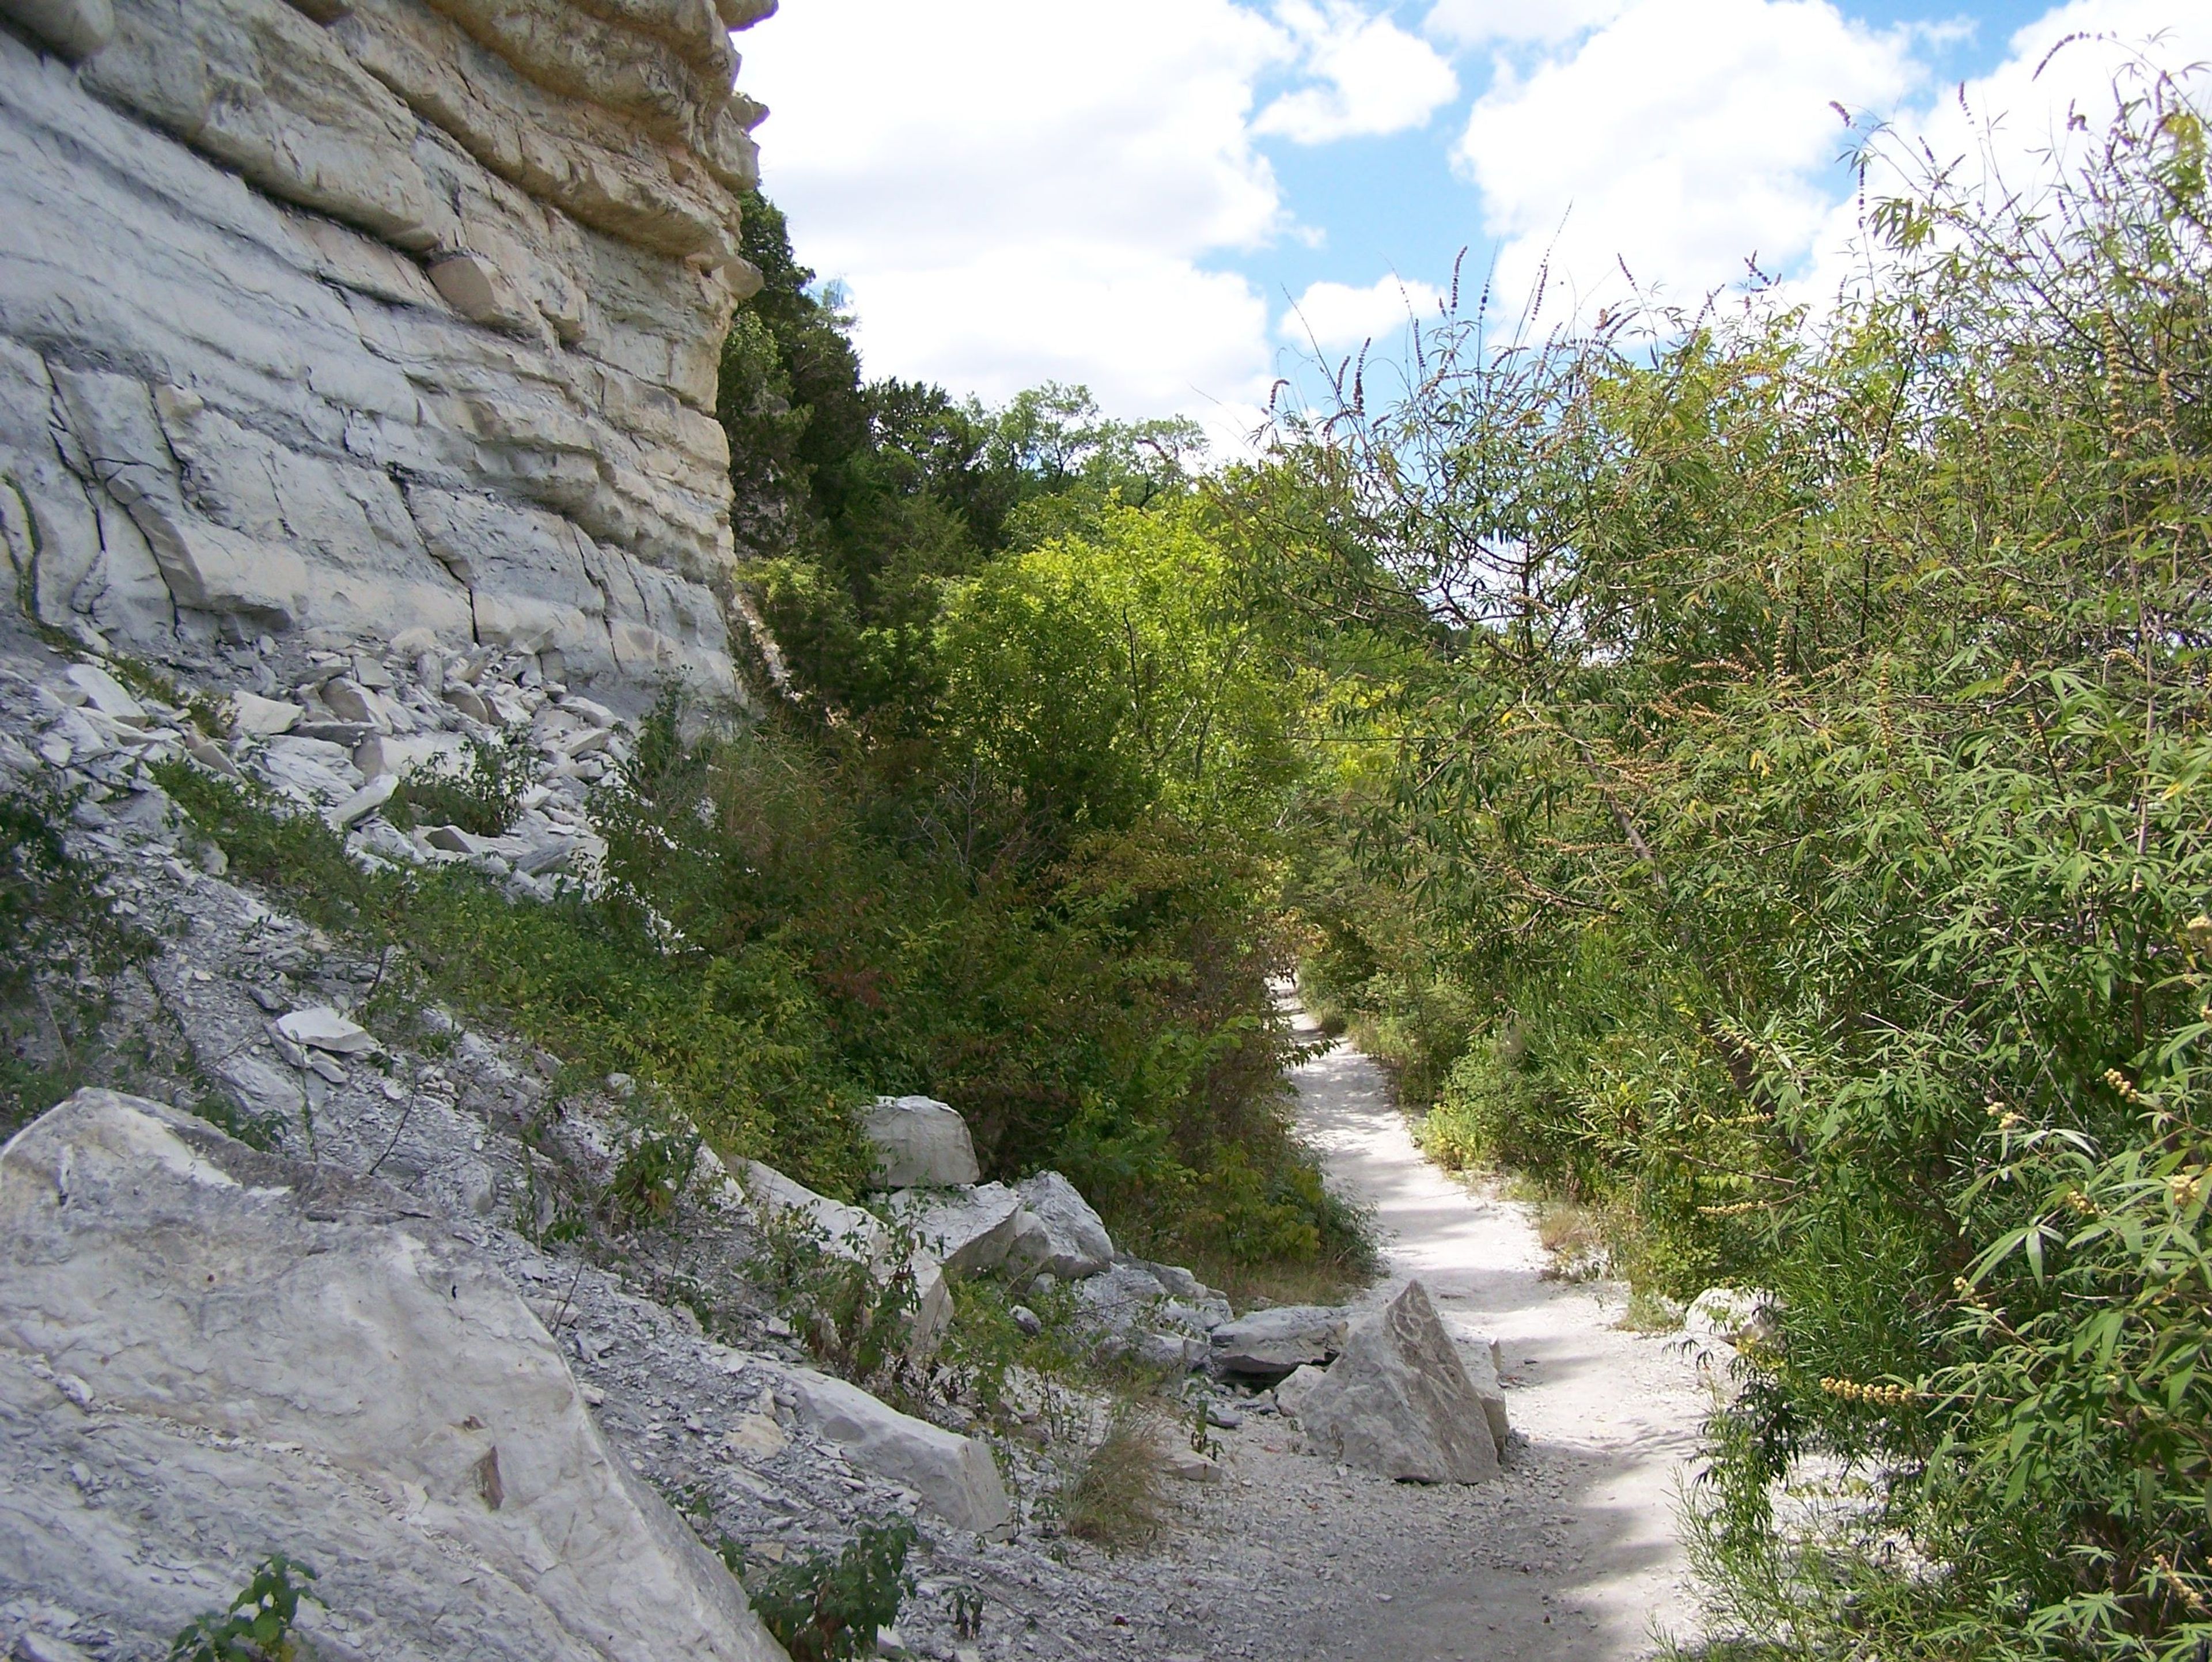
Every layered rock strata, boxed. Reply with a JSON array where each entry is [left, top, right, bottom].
[[0, 0, 768, 702]]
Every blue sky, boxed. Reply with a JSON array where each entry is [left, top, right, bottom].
[[736, 0, 2206, 441]]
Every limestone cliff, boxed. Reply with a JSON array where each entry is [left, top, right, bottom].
[[0, 0, 770, 701]]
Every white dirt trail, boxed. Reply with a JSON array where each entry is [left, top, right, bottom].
[[1150, 1017, 1712, 1661]]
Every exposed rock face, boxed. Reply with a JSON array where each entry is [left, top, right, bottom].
[[1289, 1281, 1500, 1484], [1207, 1305, 1349, 1384], [0, 0, 767, 703], [0, 1089, 787, 1660], [885, 1181, 1028, 1278], [1454, 1328, 1511, 1455]]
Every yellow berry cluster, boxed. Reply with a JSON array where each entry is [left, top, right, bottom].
[[2105, 1069, 2143, 1104], [1820, 1376, 1919, 1407], [2171, 1171, 2203, 1209]]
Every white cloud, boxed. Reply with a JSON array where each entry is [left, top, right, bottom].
[[1797, 0, 2212, 301], [739, 0, 1297, 422], [1423, 0, 1628, 50], [1282, 275, 1447, 349], [1452, 0, 1922, 314], [743, 0, 1459, 430], [1255, 1, 1461, 143], [1893, 0, 2212, 194]]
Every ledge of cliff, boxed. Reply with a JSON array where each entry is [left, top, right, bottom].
[[0, 0, 771, 705]]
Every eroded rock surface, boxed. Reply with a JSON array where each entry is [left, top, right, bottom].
[[1010, 1170, 1114, 1279], [0, 0, 766, 702]]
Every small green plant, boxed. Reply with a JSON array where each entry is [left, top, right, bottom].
[[168, 1553, 320, 1662], [600, 1126, 703, 1233], [737, 1518, 916, 1662], [1, 790, 153, 1138], [1058, 1407, 1168, 1551], [749, 1208, 923, 1389], [191, 1090, 285, 1153], [948, 1582, 985, 1640], [389, 730, 537, 837]]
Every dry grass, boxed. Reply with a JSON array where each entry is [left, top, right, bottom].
[[1059, 1409, 1169, 1552], [1529, 1197, 1611, 1282]]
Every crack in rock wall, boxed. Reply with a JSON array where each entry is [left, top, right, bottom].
[[0, 0, 768, 705]]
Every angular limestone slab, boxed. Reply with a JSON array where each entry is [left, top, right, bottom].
[[1291, 1281, 1499, 1483], [862, 1096, 980, 1189], [781, 1365, 1010, 1534]]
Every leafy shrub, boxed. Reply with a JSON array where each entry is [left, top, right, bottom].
[[599, 1126, 703, 1233], [389, 730, 536, 837], [759, 1211, 924, 1388], [0, 790, 151, 1137], [1269, 62, 2212, 1661], [169, 1554, 320, 1662], [735, 1518, 915, 1662]]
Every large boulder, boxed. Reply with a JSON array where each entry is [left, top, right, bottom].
[[1272, 1362, 1327, 1419], [1009, 1171, 1114, 1278], [781, 1368, 1010, 1535], [884, 1183, 1026, 1278], [1070, 1260, 1225, 1373], [0, 1091, 787, 1661], [1291, 1281, 1499, 1483], [862, 1096, 980, 1189], [1208, 1305, 1349, 1383], [740, 1161, 951, 1357]]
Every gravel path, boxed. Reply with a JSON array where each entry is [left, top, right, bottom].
[[1144, 1017, 1711, 1661]]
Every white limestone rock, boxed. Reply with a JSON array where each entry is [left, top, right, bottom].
[[273, 1005, 378, 1055], [1207, 1305, 1349, 1382], [1453, 1328, 1511, 1455], [228, 691, 302, 736], [0, 0, 759, 706], [0, 0, 113, 59], [56, 664, 145, 726], [780, 1366, 1012, 1535], [327, 771, 398, 830], [862, 1096, 980, 1189], [1290, 1281, 1500, 1483], [1009, 1171, 1113, 1279], [1272, 1362, 1327, 1421], [0, 1090, 787, 1660], [884, 1183, 1027, 1278]]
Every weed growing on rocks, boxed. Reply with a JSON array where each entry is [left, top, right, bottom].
[[734, 1518, 916, 1662], [0, 790, 152, 1137], [168, 1554, 320, 1662], [1059, 1409, 1169, 1553]]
